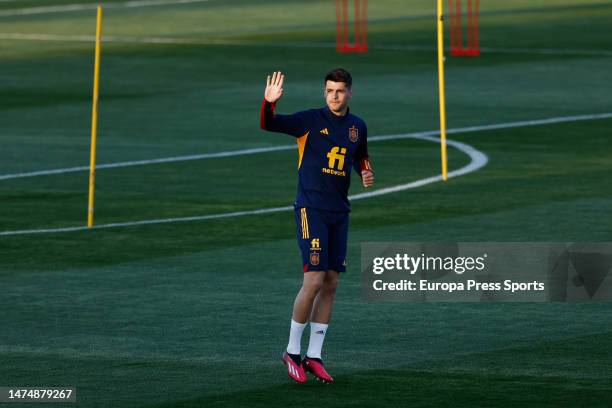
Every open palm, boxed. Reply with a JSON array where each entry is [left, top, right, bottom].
[[264, 71, 284, 103]]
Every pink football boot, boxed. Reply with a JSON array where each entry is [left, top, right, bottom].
[[303, 356, 334, 383], [282, 352, 307, 383]]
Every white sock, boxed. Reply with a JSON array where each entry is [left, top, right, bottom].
[[306, 322, 329, 359], [286, 319, 307, 355]]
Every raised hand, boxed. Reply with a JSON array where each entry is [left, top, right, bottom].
[[264, 71, 284, 103]]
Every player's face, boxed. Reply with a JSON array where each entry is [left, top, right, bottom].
[[324, 80, 352, 115]]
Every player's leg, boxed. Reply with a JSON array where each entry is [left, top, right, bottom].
[[284, 272, 326, 380], [309, 210, 347, 326], [309, 270, 340, 324], [292, 271, 325, 323], [284, 207, 329, 383], [290, 206, 329, 324], [303, 270, 339, 383], [303, 211, 348, 383]]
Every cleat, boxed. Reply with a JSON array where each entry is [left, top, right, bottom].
[[282, 352, 307, 383], [303, 356, 334, 383]]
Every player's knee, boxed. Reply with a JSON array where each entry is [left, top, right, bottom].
[[322, 273, 339, 294], [303, 282, 323, 297], [302, 273, 325, 296]]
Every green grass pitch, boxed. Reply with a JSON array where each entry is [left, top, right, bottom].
[[1, 0, 612, 406]]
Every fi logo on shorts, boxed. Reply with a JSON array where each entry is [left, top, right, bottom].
[[309, 238, 321, 266], [310, 238, 321, 251], [323, 147, 347, 176]]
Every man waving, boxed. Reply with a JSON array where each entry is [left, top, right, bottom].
[[260, 68, 374, 383]]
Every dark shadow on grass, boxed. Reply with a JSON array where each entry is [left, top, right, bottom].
[[147, 332, 612, 408]]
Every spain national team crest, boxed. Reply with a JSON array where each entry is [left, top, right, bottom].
[[348, 125, 359, 143], [310, 251, 320, 266]]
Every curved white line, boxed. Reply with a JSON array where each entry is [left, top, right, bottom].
[[2, 111, 610, 236], [0, 134, 486, 236], [349, 135, 487, 201], [2, 112, 611, 181]]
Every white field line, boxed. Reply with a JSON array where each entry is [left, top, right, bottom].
[[0, 145, 296, 181], [0, 134, 486, 236], [1, 111, 611, 236], [1, 33, 612, 57], [1, 112, 611, 182], [0, 0, 211, 17]]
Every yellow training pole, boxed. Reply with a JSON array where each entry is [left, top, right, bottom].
[[88, 5, 102, 228], [437, 0, 448, 181]]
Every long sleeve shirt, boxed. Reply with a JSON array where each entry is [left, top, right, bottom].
[[260, 99, 372, 212]]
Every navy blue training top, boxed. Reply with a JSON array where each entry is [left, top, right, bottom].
[[260, 100, 371, 212]]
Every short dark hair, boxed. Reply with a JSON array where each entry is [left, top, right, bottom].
[[325, 68, 352, 88]]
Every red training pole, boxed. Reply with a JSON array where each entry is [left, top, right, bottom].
[[473, 0, 480, 55], [343, 0, 349, 49], [362, 0, 368, 50], [467, 0, 473, 50], [335, 0, 344, 51], [455, 0, 463, 55], [334, 0, 367, 53], [448, 0, 455, 53]]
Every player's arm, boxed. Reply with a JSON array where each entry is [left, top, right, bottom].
[[353, 124, 374, 188], [259, 71, 308, 137]]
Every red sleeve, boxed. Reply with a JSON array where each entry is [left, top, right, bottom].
[[354, 123, 373, 176], [259, 99, 276, 130], [360, 157, 373, 173]]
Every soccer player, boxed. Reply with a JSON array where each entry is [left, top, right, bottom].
[[260, 68, 374, 383]]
